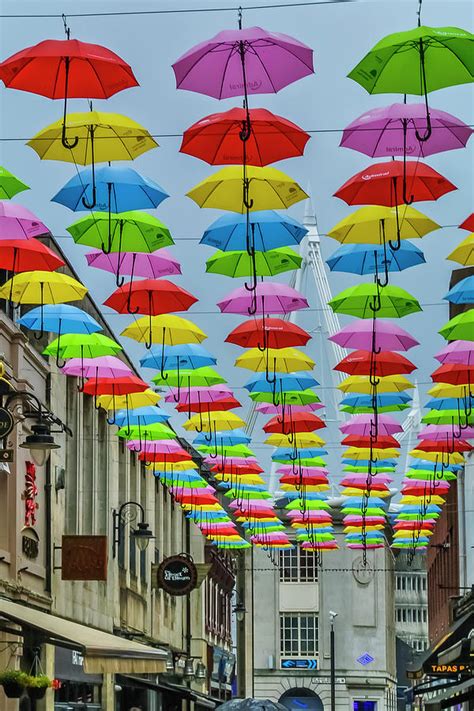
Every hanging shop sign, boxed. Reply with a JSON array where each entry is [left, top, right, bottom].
[[281, 658, 318, 670], [61, 535, 108, 581], [156, 554, 197, 596], [21, 526, 39, 560], [424, 662, 471, 676], [0, 407, 14, 440]]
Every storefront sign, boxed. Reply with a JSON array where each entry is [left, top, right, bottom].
[[156, 555, 197, 596], [425, 662, 471, 676], [61, 535, 108, 581], [22, 526, 39, 559], [0, 407, 14, 439], [281, 658, 318, 670]]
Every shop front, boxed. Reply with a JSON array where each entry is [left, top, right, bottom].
[[54, 647, 103, 710]]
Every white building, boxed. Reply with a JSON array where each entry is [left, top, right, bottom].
[[394, 554, 429, 653]]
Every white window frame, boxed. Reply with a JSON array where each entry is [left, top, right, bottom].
[[279, 613, 318, 658], [279, 548, 318, 583]]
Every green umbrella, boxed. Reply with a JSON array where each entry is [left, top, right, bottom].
[[341, 404, 410, 414], [196, 444, 254, 458], [43, 332, 122, 366], [439, 310, 474, 342], [272, 457, 327, 467], [0, 166, 29, 199], [329, 283, 421, 319], [117, 423, 175, 440], [152, 366, 226, 388], [348, 24, 474, 141], [224, 489, 272, 500], [206, 247, 302, 279], [249, 389, 320, 405], [405, 469, 457, 481], [422, 410, 474, 426], [344, 465, 395, 473]]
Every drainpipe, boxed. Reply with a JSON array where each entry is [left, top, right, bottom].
[[44, 373, 52, 595], [458, 466, 467, 589], [185, 517, 192, 710]]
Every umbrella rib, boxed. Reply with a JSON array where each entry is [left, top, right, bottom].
[[217, 44, 238, 100]]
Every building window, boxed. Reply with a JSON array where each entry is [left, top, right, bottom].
[[422, 609, 427, 623], [279, 613, 318, 658], [279, 548, 318, 583], [353, 701, 376, 711]]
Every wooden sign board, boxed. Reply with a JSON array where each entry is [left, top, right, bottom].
[[61, 535, 108, 581]]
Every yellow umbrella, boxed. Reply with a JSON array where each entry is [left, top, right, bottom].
[[400, 495, 446, 506], [183, 411, 246, 432], [97, 389, 161, 410], [281, 483, 330, 493], [0, 271, 87, 304], [343, 447, 400, 460], [428, 383, 471, 399], [121, 314, 206, 345], [265, 432, 325, 448], [327, 205, 439, 244], [409, 449, 464, 464], [187, 166, 308, 213], [393, 529, 433, 538], [235, 347, 315, 372], [146, 461, 199, 472], [342, 487, 391, 498], [181, 503, 222, 511], [446, 233, 474, 267], [27, 111, 157, 164], [345, 525, 385, 533], [338, 374, 414, 394], [213, 473, 265, 486]]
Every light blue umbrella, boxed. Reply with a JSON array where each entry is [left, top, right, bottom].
[[140, 343, 216, 371], [245, 372, 318, 393], [272, 447, 328, 460], [327, 240, 425, 275], [193, 430, 251, 447], [425, 396, 473, 410], [114, 406, 171, 428], [18, 304, 102, 338], [444, 275, 474, 305], [201, 210, 308, 252], [340, 392, 412, 413], [52, 165, 169, 213]]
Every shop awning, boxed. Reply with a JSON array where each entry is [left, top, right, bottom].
[[0, 597, 167, 674], [438, 635, 474, 666], [117, 674, 217, 708], [424, 678, 474, 708]]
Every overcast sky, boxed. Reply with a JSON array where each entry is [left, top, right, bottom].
[[0, 0, 472, 493]]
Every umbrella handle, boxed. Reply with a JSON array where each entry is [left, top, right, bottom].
[[160, 328, 168, 380], [126, 284, 139, 315], [265, 356, 277, 386], [94, 396, 102, 411], [33, 328, 44, 341], [61, 58, 79, 150], [107, 412, 116, 426], [81, 128, 97, 208], [244, 247, 258, 293], [414, 40, 432, 143], [247, 290, 257, 316], [376, 227, 390, 288], [77, 376, 85, 393], [368, 287, 381, 314], [402, 119, 415, 205]]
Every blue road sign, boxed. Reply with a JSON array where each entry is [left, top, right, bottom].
[[281, 659, 318, 670], [357, 653, 375, 666]]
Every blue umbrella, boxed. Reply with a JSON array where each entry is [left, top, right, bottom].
[[140, 344, 216, 371], [193, 430, 251, 447], [201, 210, 308, 252], [408, 460, 462, 472], [285, 491, 328, 500], [425, 396, 473, 411], [114, 406, 171, 429], [340, 392, 412, 411], [17, 304, 102, 339], [52, 165, 169, 213], [342, 458, 397, 468], [245, 372, 318, 393], [342, 497, 388, 508], [327, 240, 425, 277], [272, 447, 328, 460], [444, 275, 474, 305], [398, 505, 442, 514]]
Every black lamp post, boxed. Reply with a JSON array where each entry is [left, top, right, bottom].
[[112, 501, 153, 558], [329, 610, 337, 711]]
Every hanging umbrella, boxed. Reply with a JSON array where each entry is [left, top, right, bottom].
[[226, 318, 310, 350], [431, 363, 474, 386], [329, 283, 421, 319], [96, 389, 160, 411], [0, 202, 50, 239], [446, 233, 474, 266], [264, 412, 325, 433], [338, 375, 414, 394], [330, 319, 418, 351], [340, 103, 473, 157], [235, 347, 315, 373], [122, 314, 206, 355], [52, 165, 168, 213], [0, 272, 87, 317], [86, 249, 181, 282], [335, 350, 416, 377], [439, 311, 474, 342], [152, 366, 225, 389], [167, 384, 233, 405], [82, 375, 148, 397], [249, 389, 320, 405], [0, 166, 29, 199], [43, 332, 122, 367], [117, 423, 175, 441], [444, 276, 474, 305], [328, 205, 439, 243], [245, 372, 318, 393], [340, 414, 403, 436], [434, 340, 474, 365], [340, 392, 412, 413], [201, 210, 307, 251], [206, 247, 302, 278], [428, 383, 473, 400], [140, 344, 216, 371], [62, 355, 132, 380], [347, 24, 474, 140], [0, 239, 65, 273], [114, 406, 170, 427], [460, 214, 474, 232], [18, 303, 101, 341], [181, 107, 309, 166], [327, 241, 425, 279], [256, 402, 324, 414], [184, 412, 246, 432], [218, 282, 308, 316]]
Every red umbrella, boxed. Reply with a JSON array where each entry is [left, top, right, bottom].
[[401, 482, 450, 496], [415, 439, 472, 453], [176, 493, 219, 505], [341, 434, 400, 449], [226, 317, 311, 350], [176, 397, 241, 413], [180, 107, 310, 166], [394, 521, 436, 531], [431, 363, 474, 386], [334, 160, 456, 207], [335, 350, 416, 377], [138, 451, 192, 463], [280, 474, 328, 485], [263, 412, 325, 434], [211, 462, 264, 475], [82, 375, 148, 396], [0, 239, 65, 273], [460, 213, 474, 232]]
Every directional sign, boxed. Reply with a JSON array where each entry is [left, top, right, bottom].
[[281, 659, 318, 670], [357, 653, 375, 666]]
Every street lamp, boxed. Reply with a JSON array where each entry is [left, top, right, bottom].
[[19, 422, 60, 466], [233, 599, 247, 623], [112, 501, 154, 558], [329, 610, 337, 711]]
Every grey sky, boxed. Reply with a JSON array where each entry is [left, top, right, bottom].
[[0, 0, 473, 493]]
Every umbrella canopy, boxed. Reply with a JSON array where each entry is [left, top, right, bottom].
[[249, 389, 320, 405], [434, 340, 474, 365], [86, 249, 181, 280], [334, 160, 456, 206], [218, 282, 308, 315], [62, 355, 132, 379], [0, 239, 65, 272], [201, 210, 307, 251], [181, 107, 309, 166], [444, 275, 474, 305], [460, 214, 474, 232], [330, 319, 418, 351], [82, 375, 148, 396], [28, 111, 157, 163], [340, 414, 403, 436], [96, 389, 160, 410], [172, 26, 313, 99], [43, 333, 122, 359], [206, 247, 302, 278], [114, 406, 170, 427], [439, 311, 474, 342], [245, 372, 317, 393], [340, 103, 473, 157], [18, 304, 101, 335], [140, 344, 216, 371], [431, 363, 474, 386], [184, 412, 246, 432], [264, 412, 325, 433], [338, 374, 414, 394], [327, 241, 425, 275], [188, 166, 308, 213], [327, 205, 439, 243], [329, 284, 421, 319], [0, 166, 29, 199], [0, 271, 87, 304], [0, 201, 50, 239], [122, 314, 206, 346], [226, 318, 311, 349], [104, 279, 197, 315], [166, 385, 233, 405], [335, 350, 416, 376], [447, 233, 474, 266], [152, 366, 225, 388], [235, 347, 315, 373]]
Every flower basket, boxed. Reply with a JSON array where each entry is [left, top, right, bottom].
[[26, 674, 51, 700], [0, 670, 29, 698], [2, 680, 24, 698]]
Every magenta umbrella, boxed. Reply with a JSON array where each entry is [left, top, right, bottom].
[[340, 414, 403, 437], [342, 474, 393, 485], [126, 440, 182, 453], [256, 402, 324, 414], [419, 425, 474, 440], [217, 282, 309, 316], [61, 355, 132, 379], [277, 465, 329, 476], [340, 103, 473, 158], [329, 319, 418, 352], [434, 340, 474, 365], [204, 456, 259, 467], [86, 249, 181, 286], [0, 201, 50, 239], [172, 26, 313, 100], [164, 385, 233, 404]]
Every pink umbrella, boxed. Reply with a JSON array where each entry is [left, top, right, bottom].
[[434, 340, 474, 365], [86, 249, 181, 285], [277, 465, 329, 476], [330, 319, 418, 352], [61, 355, 132, 379], [165, 385, 233, 404], [218, 282, 309, 315], [126, 440, 182, 453], [419, 425, 474, 440], [341, 474, 393, 485], [0, 201, 50, 239], [340, 414, 403, 436], [256, 402, 324, 414]]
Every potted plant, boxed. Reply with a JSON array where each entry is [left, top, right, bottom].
[[0, 669, 29, 698], [27, 674, 51, 700]]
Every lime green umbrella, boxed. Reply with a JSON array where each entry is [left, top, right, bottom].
[[422, 409, 474, 426], [249, 389, 320, 405], [197, 444, 254, 458], [341, 404, 410, 414], [405, 469, 457, 481], [43, 332, 122, 365], [329, 284, 421, 319], [206, 247, 302, 278], [152, 366, 226, 388], [117, 423, 175, 440], [439, 310, 474, 342], [0, 166, 29, 199]]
